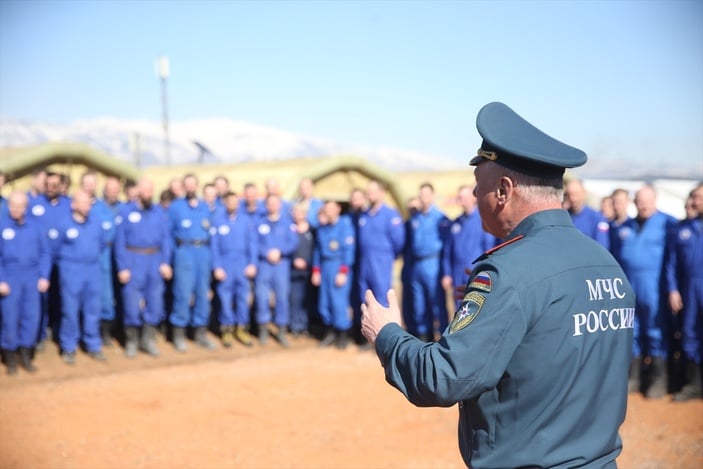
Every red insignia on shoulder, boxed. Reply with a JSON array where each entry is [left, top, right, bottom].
[[473, 234, 525, 263]]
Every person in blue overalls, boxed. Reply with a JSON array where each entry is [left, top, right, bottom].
[[406, 183, 451, 341], [54, 190, 108, 364], [312, 200, 355, 349], [0, 191, 51, 375], [81, 172, 122, 347], [29, 171, 72, 350], [168, 173, 216, 352], [564, 178, 610, 249], [211, 191, 258, 348], [442, 184, 497, 310], [254, 194, 299, 348], [0, 171, 6, 215], [361, 102, 634, 468], [611, 184, 677, 398], [356, 180, 405, 338], [666, 183, 703, 401], [295, 177, 324, 229], [26, 167, 47, 204], [264, 177, 292, 217], [115, 178, 173, 358], [240, 182, 267, 223]]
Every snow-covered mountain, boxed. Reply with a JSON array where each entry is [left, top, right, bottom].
[[0, 116, 463, 171]]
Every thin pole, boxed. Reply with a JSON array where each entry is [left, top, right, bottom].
[[161, 75, 170, 166]]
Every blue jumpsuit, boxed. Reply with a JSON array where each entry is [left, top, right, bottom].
[[304, 198, 324, 229], [28, 195, 72, 342], [255, 215, 299, 327], [665, 217, 703, 364], [442, 209, 497, 308], [611, 211, 677, 358], [569, 205, 610, 250], [313, 215, 355, 331], [115, 202, 172, 328], [356, 204, 405, 307], [54, 214, 106, 353], [92, 199, 121, 322], [0, 214, 51, 351], [239, 199, 267, 223], [375, 210, 634, 468], [406, 206, 451, 337], [211, 210, 258, 327], [168, 198, 213, 328]]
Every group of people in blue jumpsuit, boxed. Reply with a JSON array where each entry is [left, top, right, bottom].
[[565, 179, 703, 401], [1, 164, 700, 405]]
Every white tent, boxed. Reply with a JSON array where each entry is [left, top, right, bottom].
[[582, 178, 700, 220]]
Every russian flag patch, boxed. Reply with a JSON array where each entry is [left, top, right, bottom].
[[468, 271, 492, 293]]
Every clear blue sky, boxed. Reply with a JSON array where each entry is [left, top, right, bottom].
[[1, 0, 702, 169]]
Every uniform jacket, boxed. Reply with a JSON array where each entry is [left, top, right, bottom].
[[210, 210, 258, 269], [168, 197, 212, 244], [569, 205, 610, 250], [610, 210, 677, 276], [0, 214, 51, 283], [357, 203, 405, 257], [665, 217, 703, 293], [291, 226, 315, 280], [442, 209, 496, 286], [375, 209, 634, 468], [313, 215, 355, 271], [114, 201, 172, 271], [406, 205, 451, 260], [92, 199, 122, 246], [256, 214, 299, 263], [28, 195, 71, 259], [54, 213, 107, 264]]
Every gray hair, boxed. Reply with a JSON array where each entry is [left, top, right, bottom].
[[500, 167, 564, 204]]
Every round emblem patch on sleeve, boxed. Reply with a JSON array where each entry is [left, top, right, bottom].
[[449, 291, 485, 333]]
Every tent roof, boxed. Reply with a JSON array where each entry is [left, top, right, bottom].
[[0, 142, 140, 181]]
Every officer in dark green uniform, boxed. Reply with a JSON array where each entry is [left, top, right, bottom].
[[362, 102, 635, 468]]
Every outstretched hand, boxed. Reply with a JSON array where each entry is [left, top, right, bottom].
[[361, 289, 402, 346]]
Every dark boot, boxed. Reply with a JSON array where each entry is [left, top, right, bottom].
[[336, 329, 350, 350], [195, 327, 217, 350], [140, 324, 160, 357], [276, 327, 290, 349], [628, 356, 641, 394], [258, 324, 269, 345], [100, 320, 114, 347], [18, 347, 37, 373], [172, 327, 187, 352], [2, 350, 18, 376], [124, 326, 139, 358], [645, 356, 668, 399], [88, 349, 107, 361], [319, 327, 336, 347], [673, 360, 702, 402]]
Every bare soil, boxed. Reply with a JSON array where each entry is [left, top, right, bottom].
[[0, 334, 701, 469]]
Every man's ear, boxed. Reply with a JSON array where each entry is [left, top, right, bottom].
[[497, 176, 515, 204]]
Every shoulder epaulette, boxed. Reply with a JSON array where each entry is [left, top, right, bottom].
[[473, 234, 525, 263]]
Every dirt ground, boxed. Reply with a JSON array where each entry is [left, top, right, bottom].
[[0, 334, 701, 469]]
